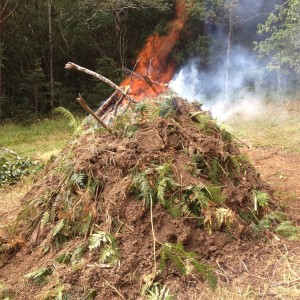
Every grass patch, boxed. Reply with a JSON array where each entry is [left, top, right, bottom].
[[226, 101, 300, 153], [0, 118, 73, 159]]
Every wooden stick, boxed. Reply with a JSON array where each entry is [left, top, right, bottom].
[[122, 66, 143, 80], [76, 94, 111, 132], [65, 62, 135, 103], [113, 95, 125, 116], [122, 67, 159, 94], [95, 91, 118, 117], [104, 280, 126, 300]]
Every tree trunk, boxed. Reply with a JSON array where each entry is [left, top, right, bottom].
[[0, 0, 4, 120], [48, 0, 54, 108], [225, 6, 232, 97]]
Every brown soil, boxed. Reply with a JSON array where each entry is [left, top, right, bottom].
[[245, 147, 300, 224], [0, 99, 299, 300]]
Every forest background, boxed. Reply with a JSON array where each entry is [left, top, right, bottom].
[[0, 0, 299, 123]]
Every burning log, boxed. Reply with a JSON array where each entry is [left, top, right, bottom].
[[122, 66, 161, 95], [95, 91, 118, 117]]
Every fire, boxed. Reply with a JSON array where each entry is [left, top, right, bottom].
[[120, 0, 188, 100]]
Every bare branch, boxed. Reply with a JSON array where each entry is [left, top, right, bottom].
[[76, 94, 111, 132], [65, 62, 135, 104]]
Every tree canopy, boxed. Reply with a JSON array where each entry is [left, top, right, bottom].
[[256, 0, 300, 74], [0, 0, 298, 122]]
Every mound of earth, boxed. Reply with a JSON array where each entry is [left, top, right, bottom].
[[0, 96, 276, 299]]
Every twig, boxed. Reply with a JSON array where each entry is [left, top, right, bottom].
[[104, 280, 126, 300], [76, 94, 111, 132], [231, 133, 250, 149], [113, 95, 125, 116], [65, 62, 135, 104], [150, 194, 157, 275], [148, 57, 155, 78], [271, 279, 300, 287]]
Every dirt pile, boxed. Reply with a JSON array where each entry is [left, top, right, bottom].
[[0, 96, 275, 299]]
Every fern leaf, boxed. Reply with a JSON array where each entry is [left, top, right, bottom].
[[70, 172, 87, 188], [275, 221, 300, 239], [100, 244, 119, 265], [52, 219, 65, 238], [191, 260, 217, 290], [71, 245, 88, 264], [24, 267, 53, 284], [88, 231, 113, 250], [53, 107, 79, 131], [157, 177, 168, 205], [40, 211, 50, 229]]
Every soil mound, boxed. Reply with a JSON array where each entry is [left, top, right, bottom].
[[0, 96, 273, 299]]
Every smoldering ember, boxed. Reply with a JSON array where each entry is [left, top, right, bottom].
[[0, 1, 299, 299]]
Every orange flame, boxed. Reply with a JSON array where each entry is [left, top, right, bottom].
[[120, 0, 188, 100]]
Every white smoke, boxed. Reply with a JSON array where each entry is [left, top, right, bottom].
[[169, 46, 267, 122]]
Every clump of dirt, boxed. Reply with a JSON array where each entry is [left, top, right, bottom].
[[0, 97, 276, 299]]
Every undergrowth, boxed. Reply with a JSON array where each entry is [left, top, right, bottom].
[[0, 148, 43, 186]]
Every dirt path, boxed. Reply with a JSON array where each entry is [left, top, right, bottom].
[[244, 147, 300, 224]]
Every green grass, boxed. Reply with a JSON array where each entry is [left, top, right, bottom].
[[0, 118, 73, 159], [226, 101, 300, 153]]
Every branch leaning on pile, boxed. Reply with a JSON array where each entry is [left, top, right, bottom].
[[65, 62, 136, 104]]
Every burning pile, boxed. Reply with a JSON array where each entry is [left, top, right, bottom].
[[0, 95, 275, 299], [0, 1, 282, 299]]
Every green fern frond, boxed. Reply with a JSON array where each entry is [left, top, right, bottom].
[[275, 221, 300, 240], [88, 231, 114, 250], [131, 171, 154, 207], [70, 172, 87, 188], [71, 245, 88, 264], [252, 189, 269, 210], [56, 252, 72, 264], [24, 267, 53, 285], [203, 184, 224, 204], [53, 107, 80, 131], [159, 242, 217, 290], [52, 219, 65, 238], [40, 211, 50, 229], [208, 158, 222, 184], [100, 244, 120, 265], [145, 283, 174, 300]]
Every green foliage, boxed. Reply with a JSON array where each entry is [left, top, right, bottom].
[[53, 107, 80, 132], [89, 231, 119, 265], [112, 113, 140, 138], [0, 148, 42, 186], [192, 113, 215, 133], [251, 210, 300, 240], [24, 267, 53, 285], [71, 245, 88, 265], [142, 283, 173, 300], [41, 284, 70, 300], [85, 289, 97, 300], [69, 173, 88, 189], [207, 158, 222, 184], [56, 252, 72, 264], [131, 162, 178, 208], [275, 221, 300, 240], [255, 0, 300, 74], [252, 189, 269, 211], [159, 242, 217, 290]]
